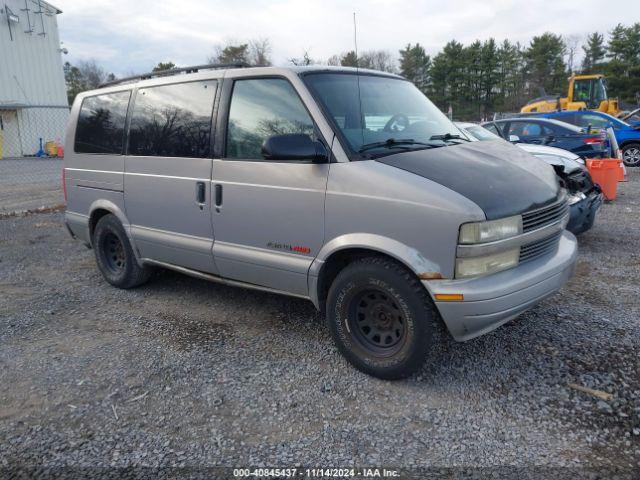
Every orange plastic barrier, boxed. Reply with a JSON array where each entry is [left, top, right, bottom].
[[617, 160, 626, 182], [586, 158, 620, 200]]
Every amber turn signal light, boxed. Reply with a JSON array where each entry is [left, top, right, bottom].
[[434, 293, 464, 301]]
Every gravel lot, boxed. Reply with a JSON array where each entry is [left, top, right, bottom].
[[1, 170, 639, 478], [0, 159, 63, 214]]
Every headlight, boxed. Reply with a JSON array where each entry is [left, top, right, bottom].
[[567, 192, 586, 205], [455, 248, 520, 278], [458, 215, 522, 244]]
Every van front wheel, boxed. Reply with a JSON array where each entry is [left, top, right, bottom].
[[93, 214, 151, 289], [326, 257, 437, 380]]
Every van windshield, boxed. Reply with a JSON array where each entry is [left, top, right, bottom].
[[304, 73, 467, 156]]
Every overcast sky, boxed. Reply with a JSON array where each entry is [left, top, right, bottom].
[[54, 0, 640, 76]]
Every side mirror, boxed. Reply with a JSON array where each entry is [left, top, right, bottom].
[[261, 134, 328, 163], [509, 134, 520, 142]]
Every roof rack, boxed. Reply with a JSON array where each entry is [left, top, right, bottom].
[[98, 62, 250, 89]]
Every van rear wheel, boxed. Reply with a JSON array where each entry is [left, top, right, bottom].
[[93, 214, 151, 289], [326, 256, 437, 380]]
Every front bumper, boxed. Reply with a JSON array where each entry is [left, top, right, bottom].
[[567, 191, 603, 235], [425, 230, 578, 341]]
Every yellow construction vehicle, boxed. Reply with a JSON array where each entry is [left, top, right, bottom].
[[521, 74, 621, 116]]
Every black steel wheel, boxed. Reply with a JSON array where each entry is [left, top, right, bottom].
[[102, 232, 126, 275], [93, 214, 151, 289], [349, 289, 407, 356], [326, 256, 439, 379]]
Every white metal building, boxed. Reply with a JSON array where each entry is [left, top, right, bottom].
[[0, 0, 68, 158]]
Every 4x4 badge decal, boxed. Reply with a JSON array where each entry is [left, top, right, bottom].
[[267, 241, 311, 254]]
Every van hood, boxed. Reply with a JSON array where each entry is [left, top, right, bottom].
[[376, 140, 560, 220]]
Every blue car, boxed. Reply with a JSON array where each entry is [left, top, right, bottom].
[[532, 110, 640, 167], [482, 117, 609, 160]]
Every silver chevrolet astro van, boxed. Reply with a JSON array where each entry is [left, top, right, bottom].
[[63, 64, 578, 379]]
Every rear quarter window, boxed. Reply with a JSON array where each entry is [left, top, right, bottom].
[[75, 91, 131, 154], [575, 114, 611, 129]]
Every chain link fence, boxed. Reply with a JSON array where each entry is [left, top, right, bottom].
[[0, 105, 69, 214]]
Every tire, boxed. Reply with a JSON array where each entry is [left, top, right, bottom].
[[622, 143, 640, 167], [326, 256, 438, 380], [92, 214, 151, 289]]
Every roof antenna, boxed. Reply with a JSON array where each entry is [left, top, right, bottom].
[[353, 12, 359, 60], [353, 12, 365, 149]]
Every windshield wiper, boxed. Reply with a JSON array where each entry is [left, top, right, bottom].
[[358, 138, 434, 153], [429, 133, 470, 143]]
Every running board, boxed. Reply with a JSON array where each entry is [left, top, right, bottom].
[[141, 258, 310, 301]]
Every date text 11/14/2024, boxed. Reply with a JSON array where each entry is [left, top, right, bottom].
[[233, 467, 401, 478]]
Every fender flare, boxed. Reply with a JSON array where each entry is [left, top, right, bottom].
[[88, 199, 144, 266], [619, 139, 640, 149], [308, 233, 443, 308]]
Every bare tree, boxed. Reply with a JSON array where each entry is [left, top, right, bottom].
[[564, 34, 582, 74], [358, 50, 397, 72], [77, 60, 112, 88], [289, 50, 319, 66], [325, 50, 396, 72], [327, 54, 341, 66], [249, 38, 272, 66]]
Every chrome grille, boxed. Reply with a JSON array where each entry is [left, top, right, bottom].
[[522, 199, 569, 233], [519, 232, 562, 263]]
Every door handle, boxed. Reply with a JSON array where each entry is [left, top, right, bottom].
[[196, 181, 206, 209], [214, 184, 223, 212]]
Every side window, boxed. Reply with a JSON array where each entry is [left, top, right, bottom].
[[75, 91, 131, 154], [484, 123, 501, 137], [510, 122, 543, 137], [541, 124, 555, 135], [226, 78, 315, 160], [128, 81, 216, 158], [577, 114, 609, 129]]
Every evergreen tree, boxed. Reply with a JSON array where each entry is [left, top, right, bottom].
[[323, 24, 640, 118], [152, 62, 176, 72], [525, 33, 567, 95], [429, 40, 465, 116], [464, 40, 483, 118], [624, 23, 640, 66], [607, 24, 628, 62], [581, 33, 606, 72], [495, 40, 526, 112], [399, 43, 431, 91], [479, 39, 499, 117], [602, 23, 640, 104], [208, 44, 249, 64], [63, 61, 86, 105], [340, 51, 359, 67]]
